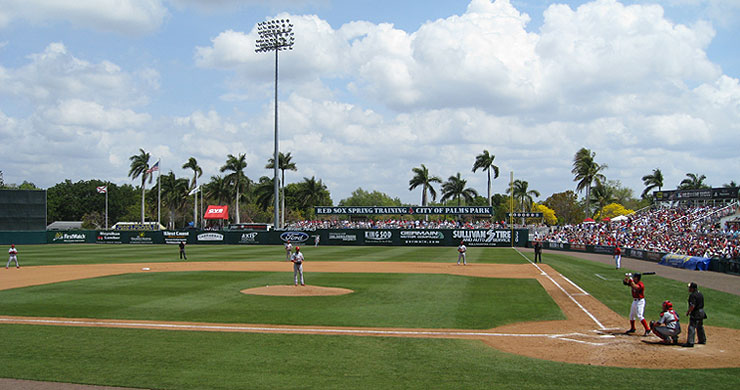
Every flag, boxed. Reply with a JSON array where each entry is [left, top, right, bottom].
[[96, 186, 107, 194], [146, 160, 160, 174], [188, 185, 201, 196]]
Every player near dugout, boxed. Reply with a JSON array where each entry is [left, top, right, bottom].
[[623, 273, 651, 336]]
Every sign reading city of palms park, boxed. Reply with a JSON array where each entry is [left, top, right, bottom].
[[314, 206, 492, 215]]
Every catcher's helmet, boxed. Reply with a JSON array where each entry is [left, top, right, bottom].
[[662, 300, 673, 310]]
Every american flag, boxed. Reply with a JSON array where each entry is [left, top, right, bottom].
[[96, 186, 107, 193], [146, 160, 160, 174]]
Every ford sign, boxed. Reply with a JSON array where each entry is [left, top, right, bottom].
[[280, 231, 309, 243]]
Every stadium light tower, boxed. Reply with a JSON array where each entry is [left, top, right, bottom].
[[255, 18, 295, 230]]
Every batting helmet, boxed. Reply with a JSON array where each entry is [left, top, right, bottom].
[[295, 246, 300, 251]]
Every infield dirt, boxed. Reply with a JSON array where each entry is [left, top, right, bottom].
[[1, 260, 738, 369]]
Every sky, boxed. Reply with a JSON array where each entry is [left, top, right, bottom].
[[1, 0, 739, 206]]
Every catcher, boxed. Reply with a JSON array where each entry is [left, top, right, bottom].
[[649, 300, 681, 344]]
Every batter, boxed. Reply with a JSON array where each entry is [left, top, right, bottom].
[[624, 273, 651, 335]]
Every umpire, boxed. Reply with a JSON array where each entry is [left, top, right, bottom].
[[682, 282, 707, 347]]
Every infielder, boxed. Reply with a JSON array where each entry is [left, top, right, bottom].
[[623, 273, 651, 335], [7, 244, 19, 269], [291, 246, 305, 286], [614, 245, 622, 269], [649, 300, 681, 344], [284, 241, 293, 261], [457, 240, 467, 265]]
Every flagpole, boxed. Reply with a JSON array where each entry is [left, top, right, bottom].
[[200, 188, 204, 229], [157, 162, 161, 226], [105, 185, 109, 230]]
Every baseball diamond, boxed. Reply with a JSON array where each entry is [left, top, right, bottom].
[[0, 245, 738, 390]]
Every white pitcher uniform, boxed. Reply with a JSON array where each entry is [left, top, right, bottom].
[[457, 244, 467, 265], [292, 250, 305, 286], [7, 246, 19, 268]]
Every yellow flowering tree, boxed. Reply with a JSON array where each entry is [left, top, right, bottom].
[[532, 203, 557, 225], [595, 203, 634, 220]]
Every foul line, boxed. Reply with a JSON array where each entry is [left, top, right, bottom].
[[514, 248, 606, 330], [0, 316, 582, 340]]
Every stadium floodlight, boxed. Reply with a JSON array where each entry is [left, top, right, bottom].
[[256, 18, 295, 230]]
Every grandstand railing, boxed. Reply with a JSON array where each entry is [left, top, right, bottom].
[[689, 200, 739, 225]]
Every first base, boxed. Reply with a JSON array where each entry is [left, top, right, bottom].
[[142, 267, 150, 271]]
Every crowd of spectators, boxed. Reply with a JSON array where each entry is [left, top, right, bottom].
[[543, 204, 740, 259]]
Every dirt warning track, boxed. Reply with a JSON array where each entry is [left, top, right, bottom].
[[1, 260, 738, 369]]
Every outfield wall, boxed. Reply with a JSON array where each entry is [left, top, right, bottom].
[[0, 228, 529, 247]]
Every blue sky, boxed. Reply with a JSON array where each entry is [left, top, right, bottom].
[[1, 0, 739, 205]]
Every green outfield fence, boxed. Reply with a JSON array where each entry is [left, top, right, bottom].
[[0, 228, 529, 247]]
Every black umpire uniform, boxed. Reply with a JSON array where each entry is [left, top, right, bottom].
[[683, 282, 707, 347], [533, 241, 543, 263]]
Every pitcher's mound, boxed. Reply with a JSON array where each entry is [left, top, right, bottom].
[[241, 285, 354, 296]]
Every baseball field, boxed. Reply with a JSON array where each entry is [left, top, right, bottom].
[[0, 244, 739, 389]]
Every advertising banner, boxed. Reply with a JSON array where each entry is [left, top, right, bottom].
[[451, 229, 527, 247], [50, 231, 91, 243], [328, 231, 358, 243], [127, 231, 156, 244], [163, 231, 190, 244], [96, 231, 122, 244], [314, 206, 492, 215], [399, 230, 445, 245], [659, 254, 710, 270]]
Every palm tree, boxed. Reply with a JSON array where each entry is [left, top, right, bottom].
[[723, 180, 738, 188], [589, 181, 616, 216], [266, 152, 298, 228], [679, 173, 709, 190], [182, 157, 203, 227], [408, 164, 442, 206], [472, 150, 499, 206], [220, 154, 248, 224], [203, 175, 231, 206], [254, 176, 276, 211], [506, 179, 540, 212], [440, 173, 479, 206], [572, 148, 607, 216], [294, 176, 331, 216], [641, 168, 664, 198], [128, 148, 151, 223], [159, 171, 190, 229]]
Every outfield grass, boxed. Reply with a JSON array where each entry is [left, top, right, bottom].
[[14, 244, 529, 265], [0, 272, 563, 328], [1, 244, 738, 389]]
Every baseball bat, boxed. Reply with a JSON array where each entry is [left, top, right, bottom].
[[624, 272, 656, 276]]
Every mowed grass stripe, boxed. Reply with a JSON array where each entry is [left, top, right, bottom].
[[1, 324, 738, 390], [0, 272, 563, 329], [14, 244, 529, 265]]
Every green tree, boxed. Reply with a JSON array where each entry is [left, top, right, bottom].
[[266, 152, 298, 227], [203, 175, 232, 206], [182, 157, 203, 226], [47, 180, 138, 224], [440, 173, 478, 206], [543, 191, 584, 225], [408, 164, 442, 207], [293, 176, 332, 218], [571, 147, 607, 216], [159, 171, 190, 229], [128, 149, 152, 223], [220, 154, 249, 224], [339, 188, 402, 207], [589, 181, 616, 217], [506, 179, 540, 212], [723, 180, 737, 188], [253, 176, 276, 211], [641, 168, 664, 198], [679, 173, 709, 190], [472, 150, 499, 207]]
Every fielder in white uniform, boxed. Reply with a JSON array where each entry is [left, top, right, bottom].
[[7, 244, 19, 269], [457, 241, 467, 265], [284, 241, 293, 261], [292, 246, 305, 286]]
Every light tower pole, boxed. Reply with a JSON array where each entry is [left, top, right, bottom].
[[256, 18, 295, 229]]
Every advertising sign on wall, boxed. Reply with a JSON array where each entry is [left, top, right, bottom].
[[328, 232, 357, 242], [279, 231, 310, 243], [163, 231, 190, 244], [96, 231, 122, 244], [129, 232, 154, 244], [399, 230, 444, 245], [52, 232, 87, 243]]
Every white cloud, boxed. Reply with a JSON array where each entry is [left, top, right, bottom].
[[0, 42, 156, 107], [0, 0, 167, 34]]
